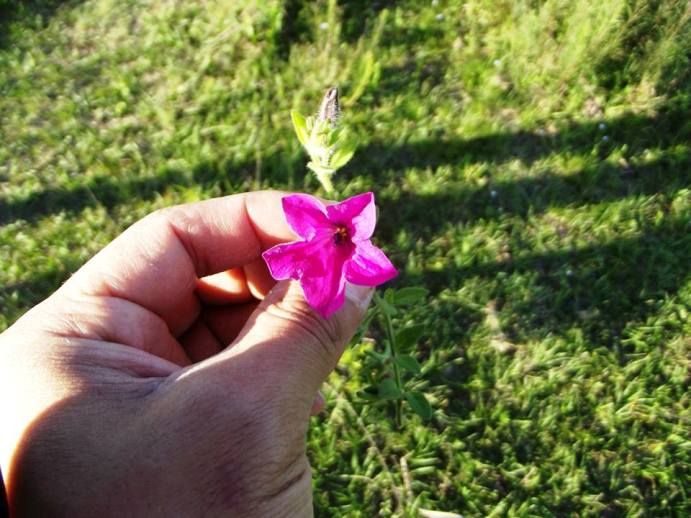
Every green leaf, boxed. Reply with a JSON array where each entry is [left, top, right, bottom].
[[364, 348, 390, 362], [395, 324, 425, 351], [290, 110, 309, 146], [405, 391, 432, 420], [394, 287, 429, 306], [381, 302, 398, 317], [378, 297, 398, 317], [377, 378, 402, 400], [329, 138, 357, 170], [356, 386, 379, 401], [395, 354, 422, 374]]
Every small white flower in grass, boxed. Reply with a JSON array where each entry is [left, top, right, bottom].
[[493, 59, 502, 67], [319, 22, 329, 31], [602, 135, 609, 142], [598, 122, 606, 130], [490, 189, 498, 199], [435, 13, 445, 21]]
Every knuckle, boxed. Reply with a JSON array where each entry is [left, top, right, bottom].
[[137, 207, 171, 230], [264, 294, 344, 359], [146, 205, 176, 222]]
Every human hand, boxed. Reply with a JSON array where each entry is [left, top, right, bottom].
[[0, 191, 373, 517]]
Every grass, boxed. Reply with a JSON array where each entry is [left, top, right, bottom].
[[1, 0, 690, 515]]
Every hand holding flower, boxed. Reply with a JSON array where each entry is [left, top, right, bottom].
[[0, 191, 373, 516]]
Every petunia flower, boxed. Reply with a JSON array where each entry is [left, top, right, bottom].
[[262, 192, 397, 317]]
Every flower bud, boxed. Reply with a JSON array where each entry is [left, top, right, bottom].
[[317, 86, 340, 128]]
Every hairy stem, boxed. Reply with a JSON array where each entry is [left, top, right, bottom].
[[374, 292, 403, 428], [314, 169, 335, 194]]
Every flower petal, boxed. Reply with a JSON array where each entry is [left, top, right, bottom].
[[326, 192, 376, 240], [300, 244, 351, 317], [264, 191, 388, 317], [282, 194, 331, 240], [345, 240, 398, 286], [262, 241, 314, 280]]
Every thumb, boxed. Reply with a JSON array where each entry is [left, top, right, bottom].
[[219, 280, 373, 412]]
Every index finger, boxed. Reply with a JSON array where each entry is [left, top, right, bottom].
[[63, 191, 294, 335]]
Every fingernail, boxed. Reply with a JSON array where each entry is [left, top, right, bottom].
[[345, 283, 374, 311]]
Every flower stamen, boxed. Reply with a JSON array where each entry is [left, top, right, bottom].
[[333, 224, 349, 245]]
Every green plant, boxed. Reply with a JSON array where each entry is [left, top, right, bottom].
[[289, 88, 433, 426], [290, 87, 358, 193]]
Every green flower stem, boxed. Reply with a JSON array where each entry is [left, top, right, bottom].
[[314, 169, 334, 194], [373, 291, 403, 428]]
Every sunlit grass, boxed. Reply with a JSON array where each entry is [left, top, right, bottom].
[[1, 0, 689, 515]]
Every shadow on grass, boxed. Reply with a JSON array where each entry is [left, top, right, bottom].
[[0, 0, 83, 49], [1, 103, 688, 338], [4, 168, 688, 346], [274, 0, 437, 61], [348, 103, 688, 173], [2, 104, 688, 227], [274, 0, 310, 60], [339, 0, 394, 43], [373, 148, 689, 242], [427, 217, 690, 514], [0, 167, 192, 225], [422, 215, 688, 345], [375, 57, 449, 100], [0, 256, 84, 327]]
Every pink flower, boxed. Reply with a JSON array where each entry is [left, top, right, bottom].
[[262, 192, 397, 317]]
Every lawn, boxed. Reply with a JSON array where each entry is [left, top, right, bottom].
[[1, 0, 690, 515]]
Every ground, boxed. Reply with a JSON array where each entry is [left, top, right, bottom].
[[0, 0, 689, 516]]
